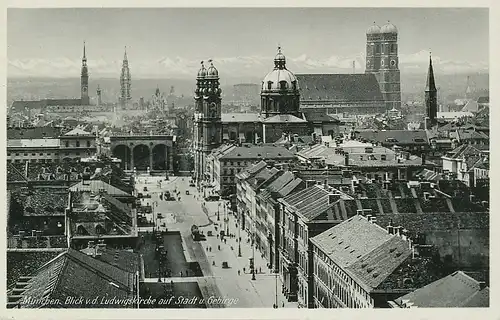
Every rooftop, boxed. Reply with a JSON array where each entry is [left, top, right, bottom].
[[220, 145, 296, 160], [393, 271, 489, 308], [311, 215, 411, 291], [296, 74, 384, 103]]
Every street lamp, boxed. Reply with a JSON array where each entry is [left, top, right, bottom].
[[217, 203, 221, 221], [251, 219, 256, 281], [225, 202, 229, 236], [238, 216, 242, 257]]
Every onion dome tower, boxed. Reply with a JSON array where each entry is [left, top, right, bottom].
[[378, 21, 401, 110], [260, 46, 300, 118], [193, 60, 222, 185]]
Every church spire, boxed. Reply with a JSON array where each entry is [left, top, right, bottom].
[[124, 46, 128, 61], [83, 41, 87, 61], [425, 52, 436, 92]]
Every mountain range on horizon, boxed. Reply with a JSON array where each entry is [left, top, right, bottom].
[[8, 49, 489, 81]]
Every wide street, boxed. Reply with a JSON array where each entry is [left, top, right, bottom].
[[134, 173, 297, 308]]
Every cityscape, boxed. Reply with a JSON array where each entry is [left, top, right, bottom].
[[6, 8, 489, 309]]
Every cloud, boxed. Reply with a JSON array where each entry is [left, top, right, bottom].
[[8, 51, 488, 79]]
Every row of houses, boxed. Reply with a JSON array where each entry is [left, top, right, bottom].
[[235, 160, 489, 308]]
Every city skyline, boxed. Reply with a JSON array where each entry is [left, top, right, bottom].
[[8, 8, 489, 79]]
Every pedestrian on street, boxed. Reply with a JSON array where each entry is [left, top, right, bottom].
[[224, 239, 227, 244], [180, 271, 183, 277], [238, 270, 240, 275], [243, 267, 246, 273], [259, 267, 261, 273], [282, 302, 285, 308], [218, 245, 220, 250]]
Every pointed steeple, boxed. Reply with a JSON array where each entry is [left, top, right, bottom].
[[425, 52, 436, 92], [83, 41, 87, 61], [123, 46, 128, 61]]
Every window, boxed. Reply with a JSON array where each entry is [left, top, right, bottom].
[[39, 153, 43, 156], [65, 141, 69, 147], [267, 81, 273, 90], [76, 141, 80, 147], [15, 153, 19, 156], [381, 154, 387, 161], [31, 153, 35, 156], [87, 141, 91, 147], [24, 153, 28, 156]]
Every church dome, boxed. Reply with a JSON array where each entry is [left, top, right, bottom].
[[206, 60, 219, 79], [366, 23, 381, 35], [197, 61, 207, 79], [381, 21, 398, 34], [262, 47, 298, 92]]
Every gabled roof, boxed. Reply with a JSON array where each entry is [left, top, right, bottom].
[[281, 184, 338, 221], [303, 112, 341, 123], [79, 248, 140, 273], [311, 215, 411, 291], [394, 271, 489, 307], [277, 178, 304, 198], [444, 144, 485, 160], [236, 161, 268, 181], [296, 74, 384, 102], [7, 162, 28, 182], [10, 249, 135, 308], [477, 96, 489, 104], [69, 180, 132, 197], [262, 114, 307, 124]]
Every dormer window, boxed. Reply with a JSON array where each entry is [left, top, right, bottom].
[[76, 141, 80, 147], [279, 80, 287, 90], [267, 81, 273, 90], [65, 141, 69, 148], [292, 81, 297, 90]]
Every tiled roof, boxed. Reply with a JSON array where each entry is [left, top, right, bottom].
[[7, 162, 28, 182], [248, 167, 280, 191], [11, 100, 48, 110], [262, 114, 307, 124], [374, 212, 489, 236], [79, 247, 140, 273], [477, 96, 489, 104], [416, 169, 443, 181], [7, 138, 60, 148], [221, 113, 261, 123], [22, 189, 68, 216], [355, 130, 429, 145], [282, 184, 338, 221], [69, 180, 132, 197], [311, 215, 411, 291], [7, 126, 62, 139], [394, 271, 489, 307], [220, 145, 296, 160], [277, 178, 304, 198], [236, 161, 268, 181], [11, 249, 135, 308], [457, 129, 489, 141], [63, 127, 94, 136], [296, 74, 384, 102], [444, 144, 485, 160], [303, 112, 340, 123]]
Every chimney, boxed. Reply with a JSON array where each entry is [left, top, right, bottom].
[[324, 179, 328, 188], [387, 225, 394, 234], [421, 153, 426, 165], [344, 153, 349, 166], [366, 214, 372, 221], [479, 281, 487, 290], [328, 193, 340, 204], [305, 180, 315, 188]]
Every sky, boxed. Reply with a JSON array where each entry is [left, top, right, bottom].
[[7, 8, 489, 79]]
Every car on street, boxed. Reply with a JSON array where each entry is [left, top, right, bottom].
[[205, 195, 220, 201]]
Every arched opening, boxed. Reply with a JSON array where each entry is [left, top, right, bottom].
[[112, 144, 131, 170], [95, 224, 105, 235], [152, 144, 167, 171], [133, 144, 150, 171], [77, 225, 88, 235]]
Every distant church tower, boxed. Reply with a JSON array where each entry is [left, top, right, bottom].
[[120, 46, 132, 107], [96, 84, 102, 107], [81, 42, 90, 105], [365, 21, 401, 110], [425, 53, 438, 128], [193, 60, 222, 185]]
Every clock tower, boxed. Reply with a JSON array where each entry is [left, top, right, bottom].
[[193, 60, 222, 184]]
